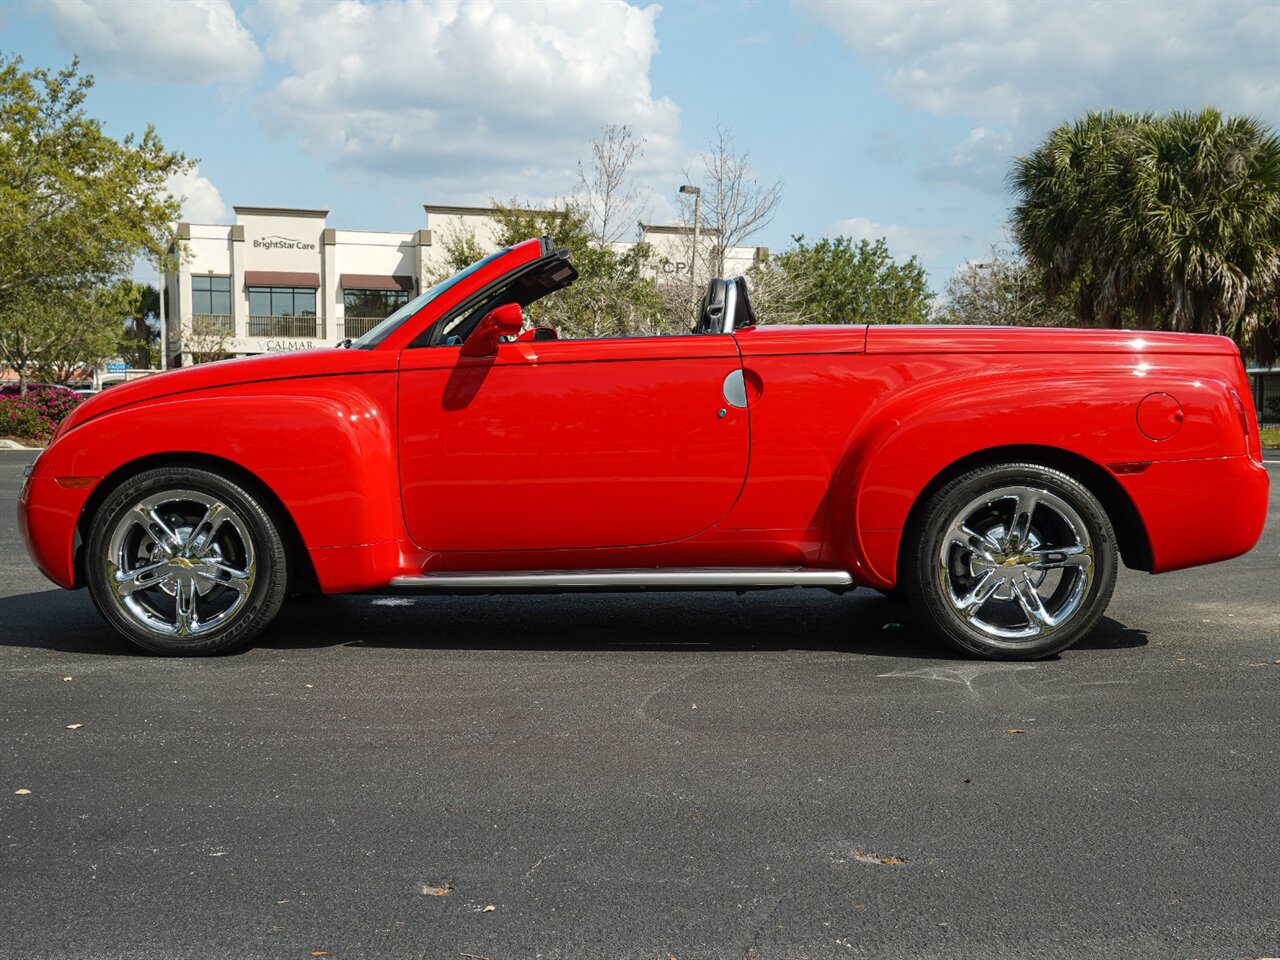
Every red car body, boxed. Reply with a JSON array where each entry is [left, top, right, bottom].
[[17, 238, 1270, 644]]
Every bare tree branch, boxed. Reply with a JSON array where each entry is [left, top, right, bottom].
[[576, 124, 648, 247], [680, 124, 783, 279]]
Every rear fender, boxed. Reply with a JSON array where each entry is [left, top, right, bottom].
[[827, 366, 1238, 584]]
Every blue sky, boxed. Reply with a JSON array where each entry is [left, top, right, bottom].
[[3, 0, 1278, 290]]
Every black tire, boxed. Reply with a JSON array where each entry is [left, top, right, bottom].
[[903, 462, 1118, 660], [85, 466, 289, 656]]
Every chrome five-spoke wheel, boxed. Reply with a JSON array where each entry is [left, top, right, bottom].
[[106, 490, 256, 637], [907, 463, 1118, 660], [940, 486, 1094, 641], [87, 467, 288, 655]]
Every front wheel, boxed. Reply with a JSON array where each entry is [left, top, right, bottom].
[[903, 463, 1118, 660], [86, 466, 289, 655]]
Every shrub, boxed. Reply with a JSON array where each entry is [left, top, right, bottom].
[[0, 386, 82, 443]]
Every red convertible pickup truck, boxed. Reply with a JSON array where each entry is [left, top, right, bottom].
[[17, 238, 1269, 659]]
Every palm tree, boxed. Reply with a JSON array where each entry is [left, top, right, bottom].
[[1010, 109, 1280, 360]]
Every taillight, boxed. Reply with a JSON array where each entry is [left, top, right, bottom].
[[1228, 388, 1259, 461]]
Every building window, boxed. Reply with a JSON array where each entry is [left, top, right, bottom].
[[248, 286, 318, 337], [192, 275, 231, 315], [248, 286, 316, 317], [343, 288, 411, 338]]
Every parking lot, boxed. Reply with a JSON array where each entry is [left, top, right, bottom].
[[1, 449, 1277, 960]]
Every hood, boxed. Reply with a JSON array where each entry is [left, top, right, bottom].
[[58, 348, 395, 438]]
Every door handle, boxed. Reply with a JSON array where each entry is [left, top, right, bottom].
[[722, 370, 747, 409]]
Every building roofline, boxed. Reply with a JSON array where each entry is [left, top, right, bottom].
[[234, 205, 329, 219], [330, 227, 416, 238], [641, 223, 724, 237], [424, 203, 559, 218]]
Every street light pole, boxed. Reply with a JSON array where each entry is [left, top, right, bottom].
[[679, 184, 701, 286], [679, 185, 701, 322], [158, 254, 167, 371]]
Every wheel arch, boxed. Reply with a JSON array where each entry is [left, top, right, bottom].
[[894, 444, 1153, 584], [73, 451, 319, 594]]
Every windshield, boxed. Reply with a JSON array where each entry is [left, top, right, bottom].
[[349, 247, 510, 349]]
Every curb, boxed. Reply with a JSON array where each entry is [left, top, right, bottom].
[[0, 440, 43, 451]]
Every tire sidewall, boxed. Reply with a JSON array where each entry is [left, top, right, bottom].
[[86, 467, 288, 656], [907, 463, 1118, 660]]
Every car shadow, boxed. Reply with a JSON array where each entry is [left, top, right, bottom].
[[0, 588, 1148, 660], [0, 588, 138, 656], [260, 588, 1149, 660]]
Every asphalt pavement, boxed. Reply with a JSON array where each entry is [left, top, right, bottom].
[[1, 449, 1277, 960]]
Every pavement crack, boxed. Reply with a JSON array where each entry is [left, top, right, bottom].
[[876, 663, 1037, 699], [524, 849, 559, 879]]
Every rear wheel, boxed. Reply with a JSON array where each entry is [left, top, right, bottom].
[[86, 466, 288, 655], [904, 463, 1117, 660]]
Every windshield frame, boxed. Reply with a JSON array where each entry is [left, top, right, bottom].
[[348, 247, 511, 350]]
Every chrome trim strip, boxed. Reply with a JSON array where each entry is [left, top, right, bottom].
[[389, 568, 854, 589]]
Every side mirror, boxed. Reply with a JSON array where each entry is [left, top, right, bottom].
[[460, 303, 524, 357]]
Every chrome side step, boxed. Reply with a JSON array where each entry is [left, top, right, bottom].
[[388, 567, 853, 590]]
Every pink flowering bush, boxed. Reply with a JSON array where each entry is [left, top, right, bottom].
[[0, 386, 82, 443]]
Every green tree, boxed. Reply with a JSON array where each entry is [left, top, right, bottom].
[[0, 56, 188, 388], [117, 281, 161, 368], [427, 221, 488, 283], [1, 284, 128, 386], [1010, 109, 1280, 359], [489, 198, 666, 338], [0, 56, 188, 303], [939, 246, 1076, 327], [770, 235, 933, 325]]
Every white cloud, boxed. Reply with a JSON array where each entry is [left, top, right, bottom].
[[831, 216, 972, 262], [799, 0, 1280, 187], [166, 165, 228, 223], [919, 126, 1014, 193], [39, 0, 262, 84], [251, 0, 681, 191]]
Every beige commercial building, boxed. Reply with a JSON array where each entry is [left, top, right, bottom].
[[164, 204, 766, 364]]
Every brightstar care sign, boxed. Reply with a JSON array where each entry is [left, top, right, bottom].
[[252, 235, 317, 251]]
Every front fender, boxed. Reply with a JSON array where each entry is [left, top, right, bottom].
[[29, 374, 402, 589]]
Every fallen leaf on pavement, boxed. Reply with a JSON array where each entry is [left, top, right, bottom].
[[66, 724, 82, 730], [62, 676, 72, 682], [1006, 729, 1025, 734], [310, 952, 328, 957], [482, 904, 495, 913], [422, 883, 453, 897], [14, 789, 31, 795], [853, 848, 910, 866]]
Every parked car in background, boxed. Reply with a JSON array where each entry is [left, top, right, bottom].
[[17, 238, 1270, 659], [1, 381, 58, 396]]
